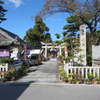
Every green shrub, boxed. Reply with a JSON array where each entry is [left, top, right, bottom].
[[4, 67, 28, 81], [87, 73, 94, 81], [4, 67, 18, 80], [58, 55, 63, 59], [59, 67, 67, 79], [22, 69, 28, 75], [0, 57, 13, 64], [0, 78, 5, 82]]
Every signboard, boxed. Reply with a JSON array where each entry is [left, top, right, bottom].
[[0, 49, 10, 57], [10, 51, 19, 60], [92, 45, 100, 60], [30, 49, 41, 54]]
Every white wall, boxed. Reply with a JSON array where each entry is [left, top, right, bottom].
[[92, 45, 100, 60]]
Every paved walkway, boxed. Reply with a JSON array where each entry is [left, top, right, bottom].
[[1, 60, 60, 85]]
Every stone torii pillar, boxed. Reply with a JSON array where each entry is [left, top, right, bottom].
[[59, 45, 62, 55], [44, 44, 47, 58], [41, 42, 63, 58]]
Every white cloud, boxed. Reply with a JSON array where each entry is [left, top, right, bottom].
[[8, 0, 24, 7], [51, 19, 56, 21], [51, 18, 62, 21], [58, 19, 62, 21]]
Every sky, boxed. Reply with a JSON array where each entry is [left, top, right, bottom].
[[1, 0, 70, 41]]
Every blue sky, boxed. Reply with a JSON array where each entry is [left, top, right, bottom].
[[1, 0, 69, 41]]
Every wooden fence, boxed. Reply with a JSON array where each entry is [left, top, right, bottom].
[[64, 63, 100, 79]]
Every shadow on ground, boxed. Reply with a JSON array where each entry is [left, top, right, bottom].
[[0, 81, 35, 100]]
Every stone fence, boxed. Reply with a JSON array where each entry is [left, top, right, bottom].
[[0, 63, 22, 78], [64, 63, 100, 79]]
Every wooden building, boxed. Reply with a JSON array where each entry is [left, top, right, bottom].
[[0, 27, 33, 57]]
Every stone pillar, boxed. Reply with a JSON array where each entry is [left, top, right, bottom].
[[80, 24, 87, 66], [45, 44, 47, 58], [59, 45, 62, 55]]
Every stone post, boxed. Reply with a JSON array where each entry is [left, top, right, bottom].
[[59, 45, 62, 55], [45, 44, 47, 59], [80, 24, 87, 66]]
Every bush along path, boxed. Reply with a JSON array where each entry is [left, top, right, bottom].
[[0, 65, 29, 82]]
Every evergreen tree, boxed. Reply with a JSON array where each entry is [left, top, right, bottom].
[[38, 0, 100, 45], [0, 1, 7, 23], [24, 16, 52, 48], [55, 16, 81, 64], [44, 33, 52, 43]]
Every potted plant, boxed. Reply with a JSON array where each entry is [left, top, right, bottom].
[[92, 76, 99, 84], [92, 79, 98, 84], [87, 73, 94, 83], [61, 75, 68, 82], [76, 80, 80, 84], [79, 78, 84, 84], [11, 77, 15, 81], [97, 80, 100, 84], [71, 79, 76, 84], [59, 67, 66, 79], [0, 78, 5, 82], [84, 79, 88, 84], [68, 78, 72, 84]]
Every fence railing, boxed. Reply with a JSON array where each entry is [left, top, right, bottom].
[[0, 63, 23, 78], [64, 64, 100, 79], [9, 63, 22, 71], [0, 63, 8, 72]]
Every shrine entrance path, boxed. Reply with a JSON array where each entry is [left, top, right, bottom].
[[13, 60, 60, 85]]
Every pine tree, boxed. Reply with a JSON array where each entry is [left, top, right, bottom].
[[24, 16, 52, 48], [0, 1, 7, 23]]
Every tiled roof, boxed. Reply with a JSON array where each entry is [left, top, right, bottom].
[[0, 27, 33, 48], [0, 27, 14, 41], [0, 41, 13, 46], [0, 38, 9, 41]]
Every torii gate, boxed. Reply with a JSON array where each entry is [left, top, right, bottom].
[[41, 42, 64, 58]]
